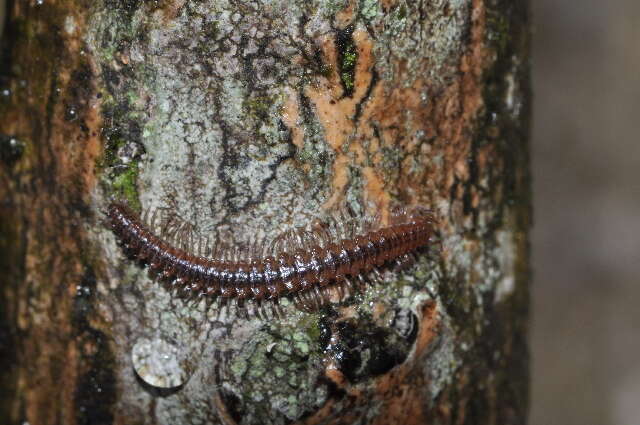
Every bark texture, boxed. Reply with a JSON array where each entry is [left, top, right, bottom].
[[0, 0, 530, 424]]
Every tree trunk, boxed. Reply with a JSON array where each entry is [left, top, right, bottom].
[[0, 0, 530, 424]]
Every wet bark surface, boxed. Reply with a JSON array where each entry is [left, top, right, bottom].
[[0, 0, 530, 424]]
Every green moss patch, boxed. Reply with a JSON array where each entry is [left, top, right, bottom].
[[336, 26, 357, 97]]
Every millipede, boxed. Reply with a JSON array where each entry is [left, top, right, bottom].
[[107, 201, 436, 315]]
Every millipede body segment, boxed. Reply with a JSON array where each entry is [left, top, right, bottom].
[[107, 202, 435, 306]]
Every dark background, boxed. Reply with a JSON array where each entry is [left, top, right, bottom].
[[531, 0, 640, 424]]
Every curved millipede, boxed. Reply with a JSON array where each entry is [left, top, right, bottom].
[[107, 202, 435, 312]]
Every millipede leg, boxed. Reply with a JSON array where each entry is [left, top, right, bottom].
[[303, 291, 316, 310], [141, 207, 150, 225], [319, 286, 331, 304], [336, 282, 345, 301], [149, 208, 159, 232], [269, 302, 279, 319], [253, 301, 263, 320], [312, 287, 326, 309], [296, 293, 311, 313], [188, 294, 202, 308], [344, 277, 354, 293], [292, 293, 303, 311], [236, 300, 249, 320], [357, 274, 368, 291], [205, 293, 216, 310], [274, 299, 284, 319], [372, 267, 383, 281]]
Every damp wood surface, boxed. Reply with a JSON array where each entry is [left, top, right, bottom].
[[0, 0, 531, 424]]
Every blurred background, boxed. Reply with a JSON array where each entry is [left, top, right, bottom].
[[531, 0, 640, 424]]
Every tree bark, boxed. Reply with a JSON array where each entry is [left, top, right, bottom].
[[0, 0, 530, 424]]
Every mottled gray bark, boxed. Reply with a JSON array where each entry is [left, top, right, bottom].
[[0, 0, 530, 424]]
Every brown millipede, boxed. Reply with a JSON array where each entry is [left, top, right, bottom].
[[107, 202, 435, 313]]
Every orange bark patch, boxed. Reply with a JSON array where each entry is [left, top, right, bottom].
[[305, 29, 381, 211], [160, 0, 187, 21], [334, 0, 358, 29], [306, 0, 489, 223], [368, 301, 439, 424], [305, 29, 374, 152], [379, 0, 399, 12]]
